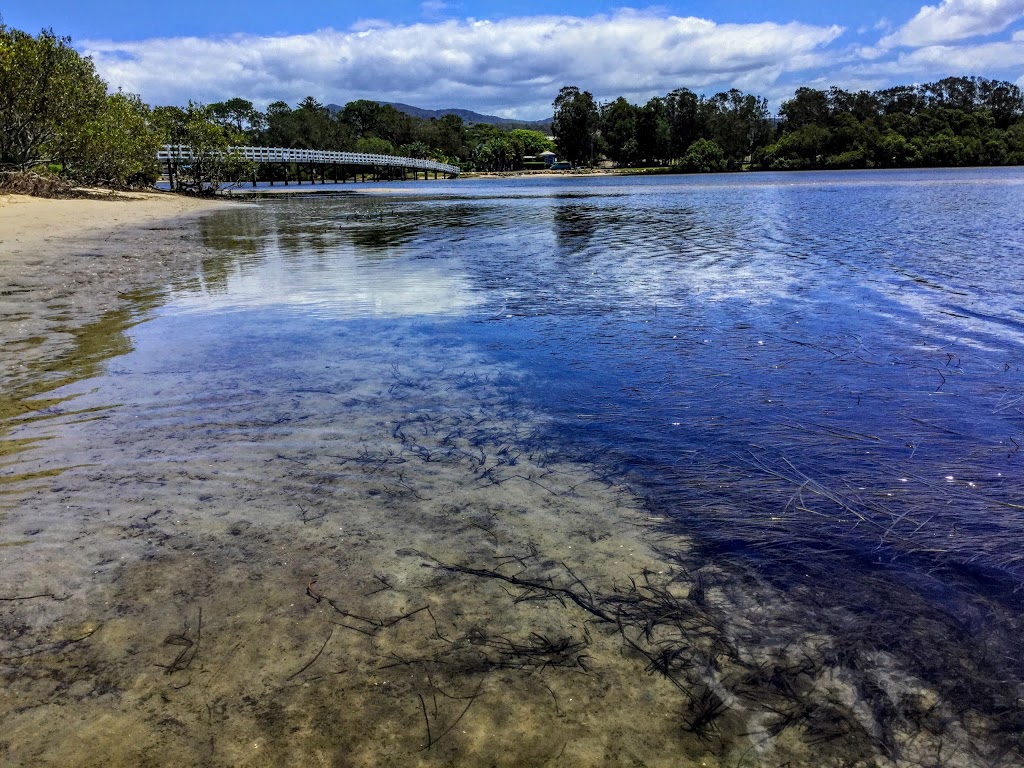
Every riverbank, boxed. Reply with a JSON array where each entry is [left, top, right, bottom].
[[0, 191, 238, 382]]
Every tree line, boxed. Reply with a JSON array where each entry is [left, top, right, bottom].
[[553, 77, 1024, 171], [4, 21, 1024, 192]]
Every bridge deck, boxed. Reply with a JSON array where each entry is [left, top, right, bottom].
[[157, 145, 460, 176]]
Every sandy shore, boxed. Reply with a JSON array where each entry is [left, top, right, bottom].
[[0, 192, 238, 383], [0, 191, 233, 260]]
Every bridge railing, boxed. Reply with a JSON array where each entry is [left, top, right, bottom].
[[157, 145, 460, 175]]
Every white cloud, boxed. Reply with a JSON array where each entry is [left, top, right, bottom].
[[826, 35, 1024, 94], [869, 39, 1024, 73], [880, 0, 1024, 48], [81, 11, 843, 118]]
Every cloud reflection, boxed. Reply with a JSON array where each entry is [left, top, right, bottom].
[[168, 248, 480, 320]]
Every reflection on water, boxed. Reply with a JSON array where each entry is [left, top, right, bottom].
[[3, 168, 1024, 766], [181, 200, 479, 319], [0, 290, 162, 491]]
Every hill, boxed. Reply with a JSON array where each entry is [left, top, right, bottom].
[[326, 101, 551, 133]]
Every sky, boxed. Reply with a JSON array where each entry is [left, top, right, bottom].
[[5, 1, 1024, 118]]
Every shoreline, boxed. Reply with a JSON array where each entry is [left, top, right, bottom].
[[0, 191, 238, 382]]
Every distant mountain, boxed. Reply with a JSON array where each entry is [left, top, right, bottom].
[[326, 101, 552, 133]]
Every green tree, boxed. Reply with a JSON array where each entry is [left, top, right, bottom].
[[61, 91, 160, 186], [263, 101, 295, 146], [703, 89, 771, 167], [780, 87, 830, 131], [0, 24, 106, 168], [552, 85, 599, 166], [340, 100, 383, 137], [980, 80, 1024, 129], [600, 97, 639, 166], [1005, 121, 1024, 163], [209, 97, 264, 141], [291, 96, 332, 149], [681, 138, 724, 172], [508, 128, 555, 156], [636, 97, 670, 165], [665, 88, 702, 160], [154, 102, 252, 193], [354, 136, 395, 155], [399, 140, 431, 159]]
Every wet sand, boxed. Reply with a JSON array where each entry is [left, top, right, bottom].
[[0, 192, 1010, 767], [0, 192, 239, 379]]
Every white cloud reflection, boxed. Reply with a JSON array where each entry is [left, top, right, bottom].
[[170, 251, 480, 320]]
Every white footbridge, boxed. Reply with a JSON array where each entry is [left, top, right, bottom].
[[157, 144, 460, 186]]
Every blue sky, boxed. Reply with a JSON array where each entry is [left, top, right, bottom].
[[5, 1, 1024, 117]]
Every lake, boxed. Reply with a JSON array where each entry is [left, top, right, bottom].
[[3, 168, 1024, 766]]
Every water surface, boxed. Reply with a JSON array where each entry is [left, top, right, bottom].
[[3, 168, 1024, 767]]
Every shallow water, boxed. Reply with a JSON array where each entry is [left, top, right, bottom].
[[3, 168, 1024, 766]]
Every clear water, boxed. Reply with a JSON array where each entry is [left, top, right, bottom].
[[4, 168, 1024, 766]]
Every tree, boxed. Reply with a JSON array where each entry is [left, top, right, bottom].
[[263, 101, 295, 146], [600, 97, 639, 166], [636, 97, 670, 165], [552, 86, 599, 166], [154, 102, 252, 193], [681, 139, 724, 172], [780, 87, 830, 131], [703, 89, 771, 167], [354, 136, 395, 155], [340, 100, 383, 137], [209, 97, 264, 141], [0, 24, 106, 168], [665, 88, 702, 160], [291, 96, 332, 149], [980, 80, 1024, 130], [508, 128, 555, 156], [61, 92, 160, 186]]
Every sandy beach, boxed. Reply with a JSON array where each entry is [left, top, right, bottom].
[[0, 192, 238, 380]]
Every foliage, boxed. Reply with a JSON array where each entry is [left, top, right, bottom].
[[591, 86, 769, 170], [60, 92, 161, 186], [758, 76, 1024, 170], [209, 97, 264, 141], [154, 102, 254, 192], [681, 139, 725, 172], [574, 74, 1024, 173], [553, 86, 599, 166], [600, 97, 639, 166], [508, 128, 555, 156], [0, 23, 106, 168], [354, 135, 396, 155]]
